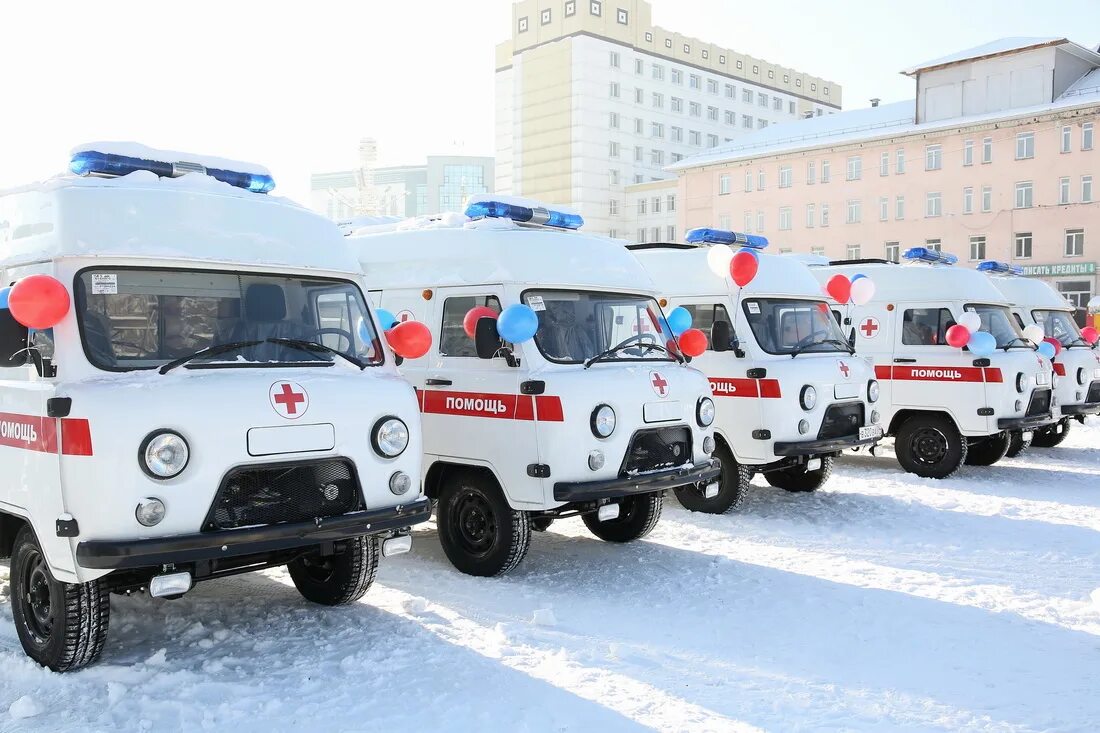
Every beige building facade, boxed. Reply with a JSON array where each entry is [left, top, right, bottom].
[[673, 38, 1100, 315]]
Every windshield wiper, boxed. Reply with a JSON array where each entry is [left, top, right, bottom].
[[1001, 337, 1034, 351], [790, 338, 854, 358], [1063, 336, 1091, 349], [159, 340, 262, 374], [267, 338, 368, 370], [584, 340, 680, 369]]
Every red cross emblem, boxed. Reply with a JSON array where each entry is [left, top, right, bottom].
[[650, 371, 670, 398], [860, 317, 880, 339], [837, 360, 851, 378], [270, 381, 309, 419]]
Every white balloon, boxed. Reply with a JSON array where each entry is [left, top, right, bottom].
[[850, 277, 876, 306], [705, 244, 734, 277], [958, 312, 982, 332], [1023, 324, 1045, 343]]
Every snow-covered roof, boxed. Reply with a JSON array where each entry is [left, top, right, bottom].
[[901, 37, 1067, 75]]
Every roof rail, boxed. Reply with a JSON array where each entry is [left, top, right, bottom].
[[828, 258, 894, 266], [624, 242, 696, 251]]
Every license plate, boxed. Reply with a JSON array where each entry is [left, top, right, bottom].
[[859, 425, 883, 441]]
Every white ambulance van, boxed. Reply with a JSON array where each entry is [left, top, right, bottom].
[[628, 229, 882, 513], [809, 247, 1054, 478], [349, 198, 721, 577], [0, 144, 430, 671], [981, 260, 1100, 449]]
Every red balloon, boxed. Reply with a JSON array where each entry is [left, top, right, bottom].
[[945, 324, 971, 348], [1043, 337, 1063, 356], [729, 251, 759, 287], [9, 274, 70, 329], [665, 338, 681, 358], [462, 306, 498, 339], [825, 274, 851, 305], [1081, 326, 1099, 345], [386, 321, 432, 359], [678, 328, 708, 357]]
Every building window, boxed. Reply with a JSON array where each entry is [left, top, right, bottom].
[[635, 87, 644, 104], [756, 210, 765, 231], [652, 64, 664, 81], [634, 145, 643, 162], [846, 199, 862, 224], [846, 244, 861, 259], [608, 111, 620, 129], [1065, 228, 1085, 257], [1015, 232, 1033, 259], [1084, 175, 1094, 203], [926, 192, 942, 217], [789, 101, 796, 114], [982, 136, 993, 164], [773, 97, 782, 111], [608, 228, 618, 239], [741, 114, 753, 129], [689, 101, 701, 117], [821, 160, 831, 183], [565, 0, 576, 16], [634, 117, 643, 134], [810, 245, 825, 256], [609, 169, 619, 185], [779, 166, 792, 188], [1084, 122, 1095, 151], [616, 8, 628, 24], [757, 92, 768, 107], [744, 170, 753, 192], [969, 235, 986, 261], [879, 197, 888, 221], [1059, 176, 1071, 205], [805, 204, 815, 228], [671, 153, 683, 163], [667, 194, 676, 211], [707, 134, 719, 148], [518, 16, 528, 32], [741, 88, 752, 103], [921, 239, 939, 252], [707, 79, 719, 94], [724, 110, 735, 125], [671, 126, 683, 142], [689, 130, 701, 146], [590, 1, 601, 16], [671, 97, 682, 113], [652, 93, 664, 109], [608, 199, 619, 216], [667, 225, 676, 241], [725, 83, 735, 98], [757, 119, 768, 130], [895, 195, 905, 220], [707, 106, 719, 121], [821, 203, 830, 227], [609, 51, 620, 68], [1014, 181, 1033, 209], [806, 161, 816, 184], [757, 170, 766, 190], [981, 185, 992, 212], [1061, 126, 1071, 154], [650, 149, 664, 165], [718, 175, 731, 195], [925, 144, 942, 171], [885, 242, 900, 263], [963, 187, 973, 214], [541, 8, 552, 24], [896, 149, 905, 174], [671, 69, 682, 85], [636, 228, 646, 244], [846, 156, 861, 181], [637, 198, 647, 214], [609, 141, 620, 157], [689, 74, 701, 90], [652, 196, 661, 213], [1015, 132, 1035, 160], [742, 212, 753, 233], [779, 207, 792, 230], [609, 82, 620, 98], [963, 139, 974, 166], [880, 152, 889, 176]]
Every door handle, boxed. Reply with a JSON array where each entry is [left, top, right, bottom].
[[425, 378, 453, 386], [893, 358, 917, 363]]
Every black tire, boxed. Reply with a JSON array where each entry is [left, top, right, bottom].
[[582, 492, 663, 543], [530, 516, 555, 532], [1032, 418, 1071, 448], [288, 535, 378, 605], [895, 414, 968, 479], [673, 444, 749, 513], [765, 454, 834, 492], [11, 526, 110, 672], [1005, 430, 1032, 458], [964, 431, 1011, 466], [437, 470, 530, 576]]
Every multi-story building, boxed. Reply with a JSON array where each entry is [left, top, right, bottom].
[[673, 38, 1100, 316], [495, 0, 840, 236]]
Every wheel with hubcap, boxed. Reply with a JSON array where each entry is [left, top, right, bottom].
[[288, 535, 378, 605], [1031, 418, 1071, 448], [895, 415, 967, 479], [11, 526, 111, 672], [765, 454, 834, 492], [674, 444, 749, 513], [437, 470, 530, 576], [964, 431, 1011, 466], [1005, 430, 1032, 458], [582, 492, 663, 542]]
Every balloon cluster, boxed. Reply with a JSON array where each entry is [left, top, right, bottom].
[[825, 273, 876, 306], [658, 305, 707, 358], [2, 275, 70, 330], [463, 304, 539, 344], [1081, 326, 1099, 346], [705, 244, 759, 287], [944, 312, 997, 357], [368, 308, 432, 360]]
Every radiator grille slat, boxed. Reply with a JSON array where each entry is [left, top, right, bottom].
[[620, 427, 691, 475]]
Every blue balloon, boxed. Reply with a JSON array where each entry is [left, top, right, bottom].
[[1037, 341, 1056, 360], [737, 247, 760, 261], [356, 317, 372, 344], [375, 308, 397, 330], [666, 307, 692, 336], [850, 273, 867, 283], [0, 287, 9, 309], [497, 304, 539, 343], [967, 330, 997, 357]]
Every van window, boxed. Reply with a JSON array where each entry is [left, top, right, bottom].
[[743, 299, 849, 355], [1031, 309, 1082, 346], [75, 268, 382, 370], [681, 304, 731, 350], [901, 308, 955, 345], [964, 304, 1025, 348], [523, 290, 673, 364], [440, 295, 501, 357]]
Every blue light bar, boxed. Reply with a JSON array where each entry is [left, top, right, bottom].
[[69, 150, 276, 193], [977, 260, 1024, 276], [685, 228, 769, 249], [902, 247, 958, 265], [465, 200, 583, 230]]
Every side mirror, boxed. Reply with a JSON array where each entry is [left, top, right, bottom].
[[848, 327, 857, 350], [711, 321, 731, 353], [475, 317, 502, 360], [0, 310, 28, 367]]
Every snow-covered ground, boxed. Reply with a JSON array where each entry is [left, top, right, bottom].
[[2, 424, 1099, 733]]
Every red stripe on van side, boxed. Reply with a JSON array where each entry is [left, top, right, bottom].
[[534, 396, 565, 422], [420, 391, 564, 422], [708, 378, 782, 398], [60, 419, 94, 456], [0, 412, 58, 453], [875, 365, 1002, 383]]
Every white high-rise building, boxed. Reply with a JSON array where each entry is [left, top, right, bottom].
[[495, 0, 841, 236]]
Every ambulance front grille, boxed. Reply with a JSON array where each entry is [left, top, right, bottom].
[[204, 459, 363, 531], [818, 402, 864, 441], [620, 427, 691, 475], [1026, 388, 1052, 418], [1087, 381, 1100, 404]]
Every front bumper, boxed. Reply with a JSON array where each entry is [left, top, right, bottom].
[[997, 413, 1054, 431], [773, 427, 882, 457], [553, 459, 721, 502], [1061, 401, 1100, 417], [76, 498, 432, 571]]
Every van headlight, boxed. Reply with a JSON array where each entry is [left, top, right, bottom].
[[696, 397, 715, 427], [372, 417, 409, 457], [139, 430, 190, 479], [591, 404, 616, 438], [867, 379, 880, 403], [799, 385, 817, 411], [1016, 372, 1029, 393], [1078, 367, 1088, 386]]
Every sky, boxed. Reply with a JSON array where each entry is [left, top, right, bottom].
[[3, 0, 1097, 207]]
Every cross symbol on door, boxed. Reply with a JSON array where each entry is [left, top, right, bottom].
[[860, 318, 879, 338], [651, 372, 669, 396], [273, 383, 306, 415], [838, 361, 851, 377]]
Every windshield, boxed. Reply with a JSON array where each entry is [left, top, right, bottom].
[[75, 268, 383, 371], [523, 290, 673, 364], [1032, 309, 1083, 346], [963, 303, 1025, 348], [743, 298, 849, 355]]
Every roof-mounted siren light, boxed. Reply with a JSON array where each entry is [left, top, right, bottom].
[[464, 199, 583, 230], [977, 260, 1024, 276], [69, 148, 276, 193], [902, 246, 958, 265], [685, 228, 769, 249]]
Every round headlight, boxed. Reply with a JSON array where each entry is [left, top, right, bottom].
[[140, 431, 190, 479], [1016, 372, 1029, 393], [588, 450, 605, 471], [702, 435, 715, 454], [799, 385, 817, 411], [867, 379, 880, 403], [591, 404, 616, 438], [697, 397, 716, 427], [388, 471, 412, 495], [1077, 367, 1088, 386], [372, 417, 409, 457], [135, 497, 165, 527]]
